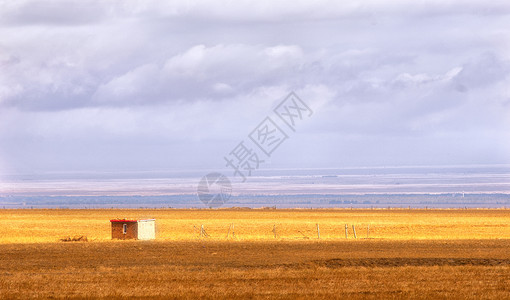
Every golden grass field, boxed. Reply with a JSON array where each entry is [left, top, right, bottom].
[[1, 208, 510, 299], [2, 208, 510, 243]]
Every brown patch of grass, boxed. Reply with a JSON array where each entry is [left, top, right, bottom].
[[1, 240, 510, 299], [1, 209, 510, 298]]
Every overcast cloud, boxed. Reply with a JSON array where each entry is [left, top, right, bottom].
[[0, 0, 509, 176]]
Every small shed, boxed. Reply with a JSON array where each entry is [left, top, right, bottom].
[[110, 219, 156, 240]]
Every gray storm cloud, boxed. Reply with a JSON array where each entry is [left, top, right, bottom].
[[0, 0, 509, 175]]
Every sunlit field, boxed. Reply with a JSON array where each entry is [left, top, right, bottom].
[[1, 209, 510, 299], [1, 208, 509, 243]]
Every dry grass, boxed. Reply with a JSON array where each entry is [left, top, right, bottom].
[[1, 240, 510, 299], [1, 209, 510, 299], [0, 208, 509, 243]]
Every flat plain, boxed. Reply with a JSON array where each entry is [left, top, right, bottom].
[[1, 209, 509, 299]]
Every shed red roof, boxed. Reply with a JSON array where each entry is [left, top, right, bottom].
[[110, 219, 138, 222]]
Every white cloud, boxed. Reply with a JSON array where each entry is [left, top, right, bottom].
[[88, 43, 306, 106], [0, 0, 509, 175]]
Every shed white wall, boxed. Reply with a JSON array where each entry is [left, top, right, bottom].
[[137, 219, 156, 240]]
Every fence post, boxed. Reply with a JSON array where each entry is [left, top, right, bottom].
[[226, 223, 235, 239], [352, 225, 357, 239], [367, 224, 370, 239], [316, 223, 320, 239], [345, 224, 348, 239]]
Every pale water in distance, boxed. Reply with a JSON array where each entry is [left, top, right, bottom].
[[0, 165, 509, 208]]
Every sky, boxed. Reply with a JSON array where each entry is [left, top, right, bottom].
[[1, 0, 510, 178]]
